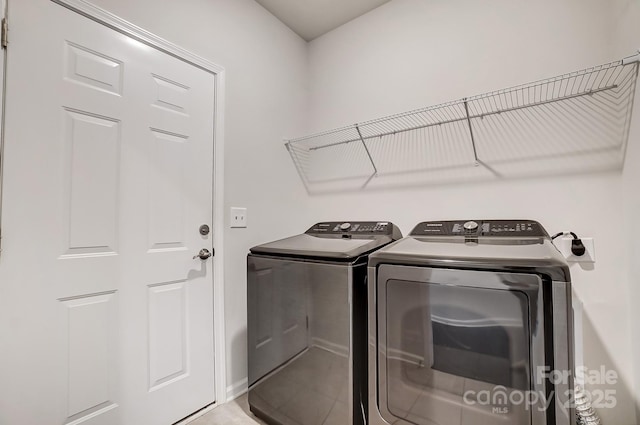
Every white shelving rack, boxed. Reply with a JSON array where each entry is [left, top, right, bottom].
[[286, 52, 640, 193]]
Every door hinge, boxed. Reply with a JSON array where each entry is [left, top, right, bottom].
[[1, 18, 7, 49]]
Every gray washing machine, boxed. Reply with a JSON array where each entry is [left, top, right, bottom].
[[247, 221, 402, 425], [368, 220, 574, 425]]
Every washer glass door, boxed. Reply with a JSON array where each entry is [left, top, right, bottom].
[[376, 265, 546, 425]]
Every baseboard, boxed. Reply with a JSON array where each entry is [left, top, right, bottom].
[[176, 378, 248, 424], [226, 377, 248, 401], [175, 402, 218, 425]]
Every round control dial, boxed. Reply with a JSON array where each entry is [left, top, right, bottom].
[[463, 221, 479, 231], [339, 222, 352, 231]]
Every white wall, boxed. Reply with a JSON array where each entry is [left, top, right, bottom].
[[71, 0, 640, 419], [611, 0, 640, 420], [306, 0, 638, 423], [85, 0, 310, 398]]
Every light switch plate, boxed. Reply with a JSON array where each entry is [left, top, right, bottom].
[[230, 207, 247, 228], [554, 237, 595, 263]]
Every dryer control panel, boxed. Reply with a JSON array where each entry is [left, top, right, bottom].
[[410, 220, 549, 238], [306, 221, 395, 235]]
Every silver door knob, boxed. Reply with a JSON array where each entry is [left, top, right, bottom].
[[193, 248, 213, 260]]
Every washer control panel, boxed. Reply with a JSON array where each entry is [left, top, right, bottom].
[[410, 220, 548, 237], [306, 221, 393, 235]]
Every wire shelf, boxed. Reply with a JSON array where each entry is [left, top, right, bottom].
[[286, 53, 640, 193]]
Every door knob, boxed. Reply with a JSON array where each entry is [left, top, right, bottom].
[[193, 248, 213, 260]]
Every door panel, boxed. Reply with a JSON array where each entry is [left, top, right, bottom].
[[64, 41, 124, 95], [0, 1, 216, 424], [62, 292, 118, 420], [148, 281, 189, 390], [148, 129, 188, 252], [63, 109, 121, 257]]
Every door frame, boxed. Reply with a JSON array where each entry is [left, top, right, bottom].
[[0, 0, 7, 245], [18, 0, 228, 410]]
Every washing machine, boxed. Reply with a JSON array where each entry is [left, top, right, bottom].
[[247, 221, 402, 425], [368, 220, 574, 425]]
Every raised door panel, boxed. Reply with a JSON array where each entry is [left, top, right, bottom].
[[60, 292, 119, 425], [64, 41, 123, 95], [62, 109, 120, 258], [148, 281, 189, 391], [148, 129, 188, 253], [152, 74, 189, 115], [149, 73, 190, 139]]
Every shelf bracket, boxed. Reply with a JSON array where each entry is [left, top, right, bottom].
[[463, 99, 503, 178], [356, 124, 378, 188], [463, 99, 480, 166], [285, 141, 311, 194]]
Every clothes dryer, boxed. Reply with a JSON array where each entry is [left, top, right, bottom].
[[248, 221, 402, 425], [368, 220, 574, 425]]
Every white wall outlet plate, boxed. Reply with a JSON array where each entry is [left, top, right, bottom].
[[230, 207, 247, 228], [554, 237, 595, 263]]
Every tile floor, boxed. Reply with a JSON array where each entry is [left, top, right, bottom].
[[189, 357, 527, 425], [189, 394, 265, 425]]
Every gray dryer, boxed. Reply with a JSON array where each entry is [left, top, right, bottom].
[[367, 220, 574, 425], [247, 221, 402, 425]]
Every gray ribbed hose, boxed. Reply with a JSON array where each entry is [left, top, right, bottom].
[[574, 385, 602, 424]]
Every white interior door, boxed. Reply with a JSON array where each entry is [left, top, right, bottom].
[[0, 1, 216, 424]]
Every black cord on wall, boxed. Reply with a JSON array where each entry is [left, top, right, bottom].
[[551, 231, 586, 256]]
